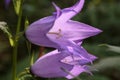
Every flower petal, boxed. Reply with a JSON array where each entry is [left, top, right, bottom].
[[46, 34, 95, 60], [31, 50, 73, 78], [31, 49, 93, 79], [65, 65, 86, 79], [54, 0, 85, 23], [63, 20, 102, 41], [25, 16, 60, 48], [61, 53, 97, 65], [52, 2, 61, 18], [48, 20, 102, 43]]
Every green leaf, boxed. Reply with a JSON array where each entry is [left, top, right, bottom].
[[93, 57, 120, 70], [0, 21, 14, 46], [18, 74, 35, 80], [99, 44, 120, 53]]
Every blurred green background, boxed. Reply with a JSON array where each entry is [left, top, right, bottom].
[[0, 0, 120, 80]]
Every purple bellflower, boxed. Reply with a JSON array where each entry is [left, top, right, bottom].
[[26, 0, 102, 49], [26, 0, 102, 61], [31, 49, 96, 79], [26, 0, 102, 79]]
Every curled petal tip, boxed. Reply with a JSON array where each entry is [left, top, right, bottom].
[[53, 0, 85, 22], [52, 2, 61, 10], [72, 0, 85, 13], [52, 2, 61, 17]]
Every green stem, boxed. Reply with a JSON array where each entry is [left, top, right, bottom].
[[30, 51, 34, 66], [12, 0, 23, 80], [16, 0, 23, 34], [12, 42, 18, 80]]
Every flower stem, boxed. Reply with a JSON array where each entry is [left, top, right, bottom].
[[12, 0, 23, 80], [16, 2, 22, 35], [12, 42, 18, 80], [30, 51, 34, 66]]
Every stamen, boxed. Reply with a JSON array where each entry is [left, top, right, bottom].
[[62, 58, 68, 63], [48, 29, 62, 39]]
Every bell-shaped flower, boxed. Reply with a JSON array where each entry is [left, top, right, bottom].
[[26, 0, 102, 49], [31, 49, 96, 79]]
